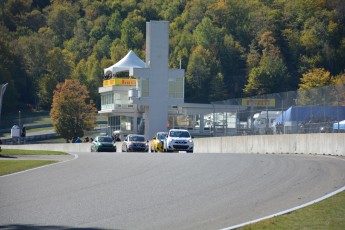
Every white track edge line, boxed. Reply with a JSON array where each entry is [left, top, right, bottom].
[[220, 175, 345, 229], [0, 153, 79, 177]]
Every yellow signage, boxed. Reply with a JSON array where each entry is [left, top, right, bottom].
[[103, 78, 137, 87], [242, 98, 275, 107]]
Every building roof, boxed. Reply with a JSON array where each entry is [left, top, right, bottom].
[[104, 50, 146, 75]]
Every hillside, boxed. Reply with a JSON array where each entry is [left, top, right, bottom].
[[0, 0, 344, 113]]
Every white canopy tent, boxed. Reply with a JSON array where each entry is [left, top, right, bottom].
[[104, 50, 146, 76]]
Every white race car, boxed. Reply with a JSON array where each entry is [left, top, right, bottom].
[[164, 129, 194, 153]]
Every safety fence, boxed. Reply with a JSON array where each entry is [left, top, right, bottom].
[[210, 84, 345, 136]]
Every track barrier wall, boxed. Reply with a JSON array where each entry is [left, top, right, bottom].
[[1, 134, 344, 156], [194, 133, 345, 156]]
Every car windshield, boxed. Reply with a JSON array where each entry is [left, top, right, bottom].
[[169, 131, 190, 138], [157, 133, 167, 139], [129, 135, 145, 142], [99, 137, 113, 142]]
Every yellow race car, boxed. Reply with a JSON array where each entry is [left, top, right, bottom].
[[151, 132, 168, 152]]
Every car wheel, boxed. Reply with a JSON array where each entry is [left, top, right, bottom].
[[187, 150, 193, 153]]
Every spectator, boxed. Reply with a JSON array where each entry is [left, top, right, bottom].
[[75, 137, 82, 143]]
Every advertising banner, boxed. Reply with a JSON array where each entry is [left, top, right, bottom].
[[103, 78, 137, 87]]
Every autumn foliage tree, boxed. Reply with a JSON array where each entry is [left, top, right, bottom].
[[297, 68, 337, 105], [1, 0, 345, 114], [50, 79, 97, 142], [244, 32, 289, 95]]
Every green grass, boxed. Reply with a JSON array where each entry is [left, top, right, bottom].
[[0, 160, 58, 176], [239, 191, 345, 229], [26, 127, 54, 133], [25, 116, 52, 125], [0, 149, 68, 155], [38, 137, 68, 143], [2, 111, 106, 130], [0, 111, 51, 129], [0, 148, 68, 176]]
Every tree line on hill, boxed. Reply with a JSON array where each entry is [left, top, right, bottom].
[[0, 0, 345, 115]]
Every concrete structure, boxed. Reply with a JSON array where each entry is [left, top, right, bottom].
[[99, 21, 245, 140], [2, 134, 344, 156], [130, 21, 185, 140], [193, 133, 345, 156]]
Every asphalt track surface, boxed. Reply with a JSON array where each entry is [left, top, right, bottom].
[[1, 152, 345, 230]]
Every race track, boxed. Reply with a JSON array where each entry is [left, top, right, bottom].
[[1, 152, 345, 230]]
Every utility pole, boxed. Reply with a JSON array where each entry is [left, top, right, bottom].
[[18, 110, 21, 128], [18, 110, 21, 144]]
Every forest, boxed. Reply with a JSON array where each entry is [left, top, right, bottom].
[[0, 0, 345, 114]]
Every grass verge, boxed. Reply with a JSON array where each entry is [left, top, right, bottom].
[[0, 149, 68, 176], [239, 190, 345, 229], [0, 149, 68, 155], [0, 160, 58, 176], [38, 137, 68, 143]]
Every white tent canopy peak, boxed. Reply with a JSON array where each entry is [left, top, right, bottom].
[[104, 50, 146, 75]]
